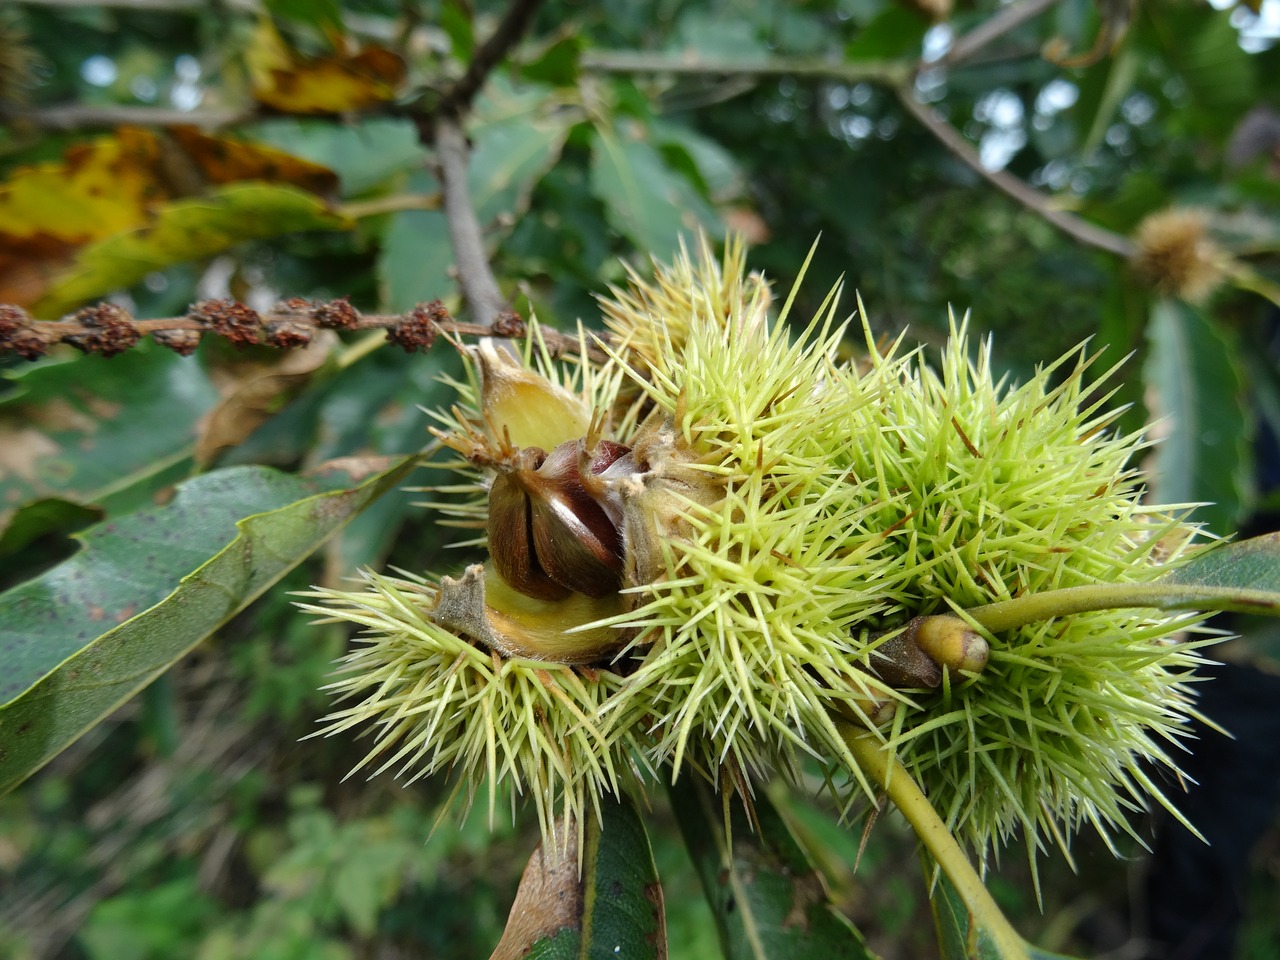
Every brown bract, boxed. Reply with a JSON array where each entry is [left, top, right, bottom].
[[190, 299, 263, 347], [489, 819, 582, 960], [67, 303, 139, 358], [0, 303, 46, 359], [150, 328, 203, 356], [386, 300, 447, 352]]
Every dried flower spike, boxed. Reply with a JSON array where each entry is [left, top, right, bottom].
[[1132, 207, 1228, 303]]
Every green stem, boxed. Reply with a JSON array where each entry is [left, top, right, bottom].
[[337, 193, 442, 220], [578, 50, 914, 86], [962, 582, 1259, 633], [841, 727, 1028, 959]]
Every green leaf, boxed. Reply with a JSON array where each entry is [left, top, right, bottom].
[[930, 870, 1083, 960], [250, 117, 428, 197], [0, 455, 419, 794], [845, 7, 928, 61], [1157, 533, 1280, 610], [1079, 44, 1138, 156], [440, 0, 475, 62], [1148, 5, 1257, 138], [0, 344, 218, 529], [671, 11, 768, 60], [34, 183, 353, 316], [590, 122, 721, 261], [668, 778, 877, 960], [1144, 299, 1250, 537], [652, 120, 745, 202], [0, 498, 102, 566], [378, 206, 454, 312], [322, 359, 457, 575], [470, 102, 574, 226], [521, 32, 583, 87], [490, 797, 667, 960], [264, 0, 343, 34]]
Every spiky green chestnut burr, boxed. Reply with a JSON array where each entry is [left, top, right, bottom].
[[302, 239, 1212, 869], [828, 322, 1211, 864], [589, 255, 1211, 863]]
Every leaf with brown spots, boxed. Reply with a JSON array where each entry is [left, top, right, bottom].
[[669, 779, 878, 960], [0, 454, 419, 795], [0, 128, 161, 305], [166, 126, 339, 198], [491, 798, 667, 960], [246, 20, 405, 114]]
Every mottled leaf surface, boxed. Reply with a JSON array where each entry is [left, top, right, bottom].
[[0, 127, 337, 307], [491, 798, 666, 960], [246, 21, 405, 114], [0, 456, 418, 794], [668, 778, 876, 960]]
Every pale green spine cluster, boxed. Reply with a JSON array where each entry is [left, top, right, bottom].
[[299, 570, 643, 843]]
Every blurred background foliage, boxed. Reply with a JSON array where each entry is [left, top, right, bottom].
[[0, 0, 1278, 956]]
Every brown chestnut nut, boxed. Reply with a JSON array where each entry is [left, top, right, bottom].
[[488, 437, 630, 600]]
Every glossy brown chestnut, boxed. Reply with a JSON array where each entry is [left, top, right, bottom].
[[488, 437, 630, 600]]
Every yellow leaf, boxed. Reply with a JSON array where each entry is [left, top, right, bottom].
[[0, 128, 161, 248], [246, 19, 405, 114]]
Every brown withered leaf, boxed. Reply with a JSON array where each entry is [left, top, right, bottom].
[[195, 331, 338, 466], [489, 801, 667, 960], [490, 820, 582, 960], [0, 128, 156, 304], [246, 20, 406, 114], [167, 126, 339, 198]]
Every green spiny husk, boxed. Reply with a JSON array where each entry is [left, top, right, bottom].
[[303, 239, 1214, 865]]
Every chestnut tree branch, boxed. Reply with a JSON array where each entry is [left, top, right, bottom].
[[944, 0, 1063, 66], [895, 87, 1135, 258], [418, 0, 550, 326], [434, 0, 549, 120], [11, 0, 213, 9], [433, 117, 509, 327], [0, 103, 253, 132], [579, 50, 914, 86]]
